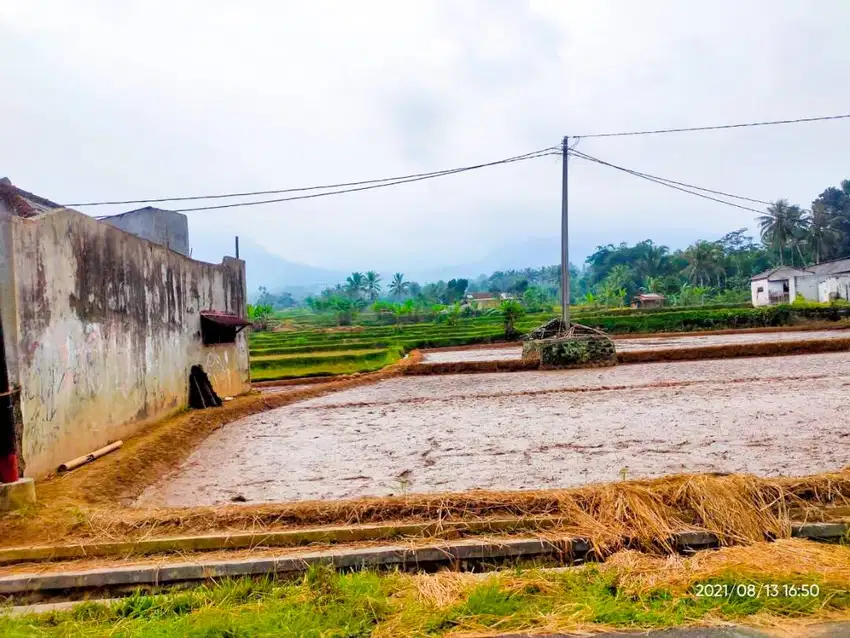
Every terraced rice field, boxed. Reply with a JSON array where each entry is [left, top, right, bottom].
[[248, 313, 553, 380]]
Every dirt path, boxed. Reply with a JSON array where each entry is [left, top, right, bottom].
[[421, 329, 850, 362], [136, 352, 850, 507]]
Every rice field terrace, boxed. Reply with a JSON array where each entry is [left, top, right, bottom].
[[248, 303, 850, 380]]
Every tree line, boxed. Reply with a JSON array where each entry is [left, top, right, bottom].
[[254, 177, 850, 313]]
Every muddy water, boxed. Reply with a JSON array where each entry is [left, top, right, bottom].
[[421, 329, 850, 363], [137, 352, 850, 507]]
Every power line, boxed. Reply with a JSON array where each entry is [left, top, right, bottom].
[[569, 148, 771, 206], [73, 146, 560, 210], [576, 113, 850, 139], [568, 148, 805, 222], [106, 148, 561, 215]]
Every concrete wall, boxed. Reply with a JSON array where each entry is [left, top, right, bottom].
[[750, 280, 770, 306], [793, 275, 819, 302], [818, 275, 850, 303], [102, 208, 190, 257], [0, 208, 249, 478]]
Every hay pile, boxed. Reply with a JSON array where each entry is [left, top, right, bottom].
[[606, 537, 850, 596], [80, 471, 850, 552]]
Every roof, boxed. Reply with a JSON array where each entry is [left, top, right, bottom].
[[751, 258, 850, 281], [200, 311, 252, 328], [751, 266, 813, 282], [635, 293, 665, 300], [467, 292, 497, 300], [0, 178, 63, 218], [807, 257, 850, 276], [105, 206, 185, 219]]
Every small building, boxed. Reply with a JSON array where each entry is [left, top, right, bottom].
[[750, 266, 812, 306], [101, 206, 190, 257], [465, 292, 514, 309], [631, 293, 665, 308], [0, 179, 251, 478], [750, 258, 850, 306]]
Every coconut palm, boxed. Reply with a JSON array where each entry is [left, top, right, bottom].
[[389, 272, 408, 298], [345, 272, 365, 298], [637, 242, 669, 279], [363, 271, 382, 301], [683, 241, 725, 287], [805, 203, 841, 264], [758, 199, 806, 266]]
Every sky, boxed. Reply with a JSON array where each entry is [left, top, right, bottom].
[[2, 0, 850, 279]]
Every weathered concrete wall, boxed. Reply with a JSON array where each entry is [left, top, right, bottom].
[[819, 275, 850, 303], [101, 208, 190, 257], [750, 280, 769, 306], [3, 208, 249, 478]]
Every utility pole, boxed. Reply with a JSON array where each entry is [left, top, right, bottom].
[[560, 135, 570, 327]]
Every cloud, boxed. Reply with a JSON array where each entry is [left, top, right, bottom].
[[2, 0, 850, 277]]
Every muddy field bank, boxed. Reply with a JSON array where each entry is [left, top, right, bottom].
[[421, 329, 850, 363]]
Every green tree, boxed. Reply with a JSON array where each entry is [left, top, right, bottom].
[[805, 202, 842, 264], [636, 241, 669, 279], [758, 199, 806, 266], [500, 299, 524, 339], [345, 272, 365, 298], [444, 278, 469, 303], [642, 276, 662, 293], [246, 303, 274, 330], [813, 180, 850, 258], [389, 272, 408, 298], [521, 286, 548, 312], [683, 241, 724, 287], [363, 271, 382, 301]]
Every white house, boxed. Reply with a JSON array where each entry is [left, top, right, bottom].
[[751, 258, 850, 306]]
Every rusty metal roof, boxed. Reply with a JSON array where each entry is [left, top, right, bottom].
[[200, 311, 252, 328]]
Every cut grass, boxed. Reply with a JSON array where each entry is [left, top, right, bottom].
[[3, 540, 849, 637]]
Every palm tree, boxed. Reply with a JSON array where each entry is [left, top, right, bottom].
[[389, 272, 408, 298], [345, 272, 365, 298], [363, 271, 382, 301], [637, 242, 669, 278], [759, 199, 806, 266], [683, 241, 724, 287], [805, 203, 841, 264]]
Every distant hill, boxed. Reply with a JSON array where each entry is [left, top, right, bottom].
[[189, 234, 346, 296], [407, 236, 562, 282]]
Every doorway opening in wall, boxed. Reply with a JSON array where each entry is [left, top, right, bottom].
[[199, 311, 251, 346]]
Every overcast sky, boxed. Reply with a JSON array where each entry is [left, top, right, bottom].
[[2, 0, 849, 273]]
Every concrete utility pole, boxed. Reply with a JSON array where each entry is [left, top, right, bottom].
[[560, 135, 570, 327]]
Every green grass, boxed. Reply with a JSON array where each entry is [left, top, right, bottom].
[[2, 565, 846, 637], [250, 347, 404, 381]]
